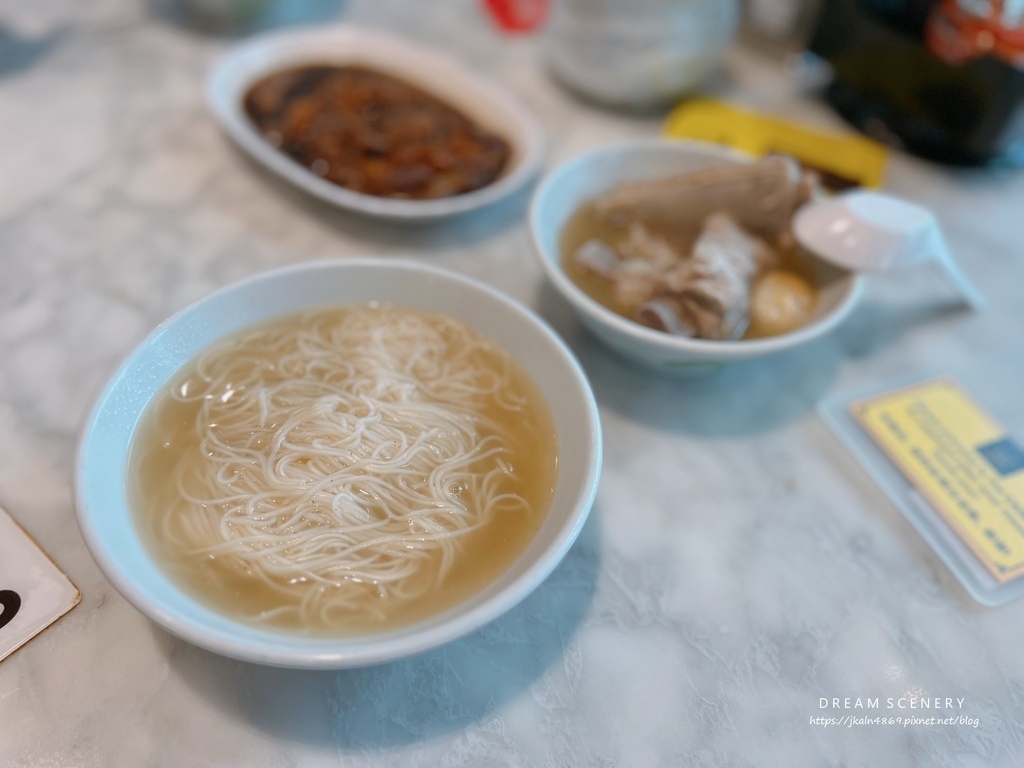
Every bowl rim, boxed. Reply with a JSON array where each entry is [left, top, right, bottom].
[[74, 258, 602, 668], [528, 138, 865, 360], [205, 24, 546, 221]]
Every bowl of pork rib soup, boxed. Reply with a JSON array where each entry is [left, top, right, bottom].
[[529, 140, 864, 371]]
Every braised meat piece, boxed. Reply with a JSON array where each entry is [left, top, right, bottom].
[[244, 66, 510, 200], [640, 213, 776, 340], [593, 155, 810, 244], [573, 213, 778, 340]]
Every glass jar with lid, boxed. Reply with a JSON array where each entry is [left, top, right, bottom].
[[543, 0, 740, 109]]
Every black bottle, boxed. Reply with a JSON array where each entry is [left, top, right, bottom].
[[808, 0, 1024, 165]]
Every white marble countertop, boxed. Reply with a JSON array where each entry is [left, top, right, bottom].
[[2, 1, 1024, 765]]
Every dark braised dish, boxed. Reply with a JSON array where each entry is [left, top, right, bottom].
[[243, 65, 511, 200]]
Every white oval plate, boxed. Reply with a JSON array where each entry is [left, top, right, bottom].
[[206, 25, 545, 220]]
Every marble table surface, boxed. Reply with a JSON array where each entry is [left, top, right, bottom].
[[2, 1, 1024, 765]]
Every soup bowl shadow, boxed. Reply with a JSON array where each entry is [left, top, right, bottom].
[[75, 258, 602, 670], [533, 279, 846, 439], [161, 509, 602, 749]]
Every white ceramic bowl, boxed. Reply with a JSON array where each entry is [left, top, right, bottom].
[[529, 140, 864, 370], [75, 259, 601, 668], [206, 25, 545, 220]]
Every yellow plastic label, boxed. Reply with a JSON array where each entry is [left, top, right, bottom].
[[663, 99, 888, 190], [851, 378, 1024, 583]]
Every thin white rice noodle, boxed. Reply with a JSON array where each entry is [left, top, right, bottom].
[[161, 306, 531, 626]]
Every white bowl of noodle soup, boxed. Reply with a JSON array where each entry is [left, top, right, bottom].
[[75, 259, 601, 668]]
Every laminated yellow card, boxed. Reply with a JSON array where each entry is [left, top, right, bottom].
[[850, 378, 1024, 584]]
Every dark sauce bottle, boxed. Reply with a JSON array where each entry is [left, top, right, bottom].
[[808, 0, 1024, 165]]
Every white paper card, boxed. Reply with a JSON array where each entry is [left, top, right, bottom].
[[0, 505, 80, 662]]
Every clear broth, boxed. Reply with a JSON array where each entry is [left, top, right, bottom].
[[128, 305, 558, 636], [559, 200, 823, 340]]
